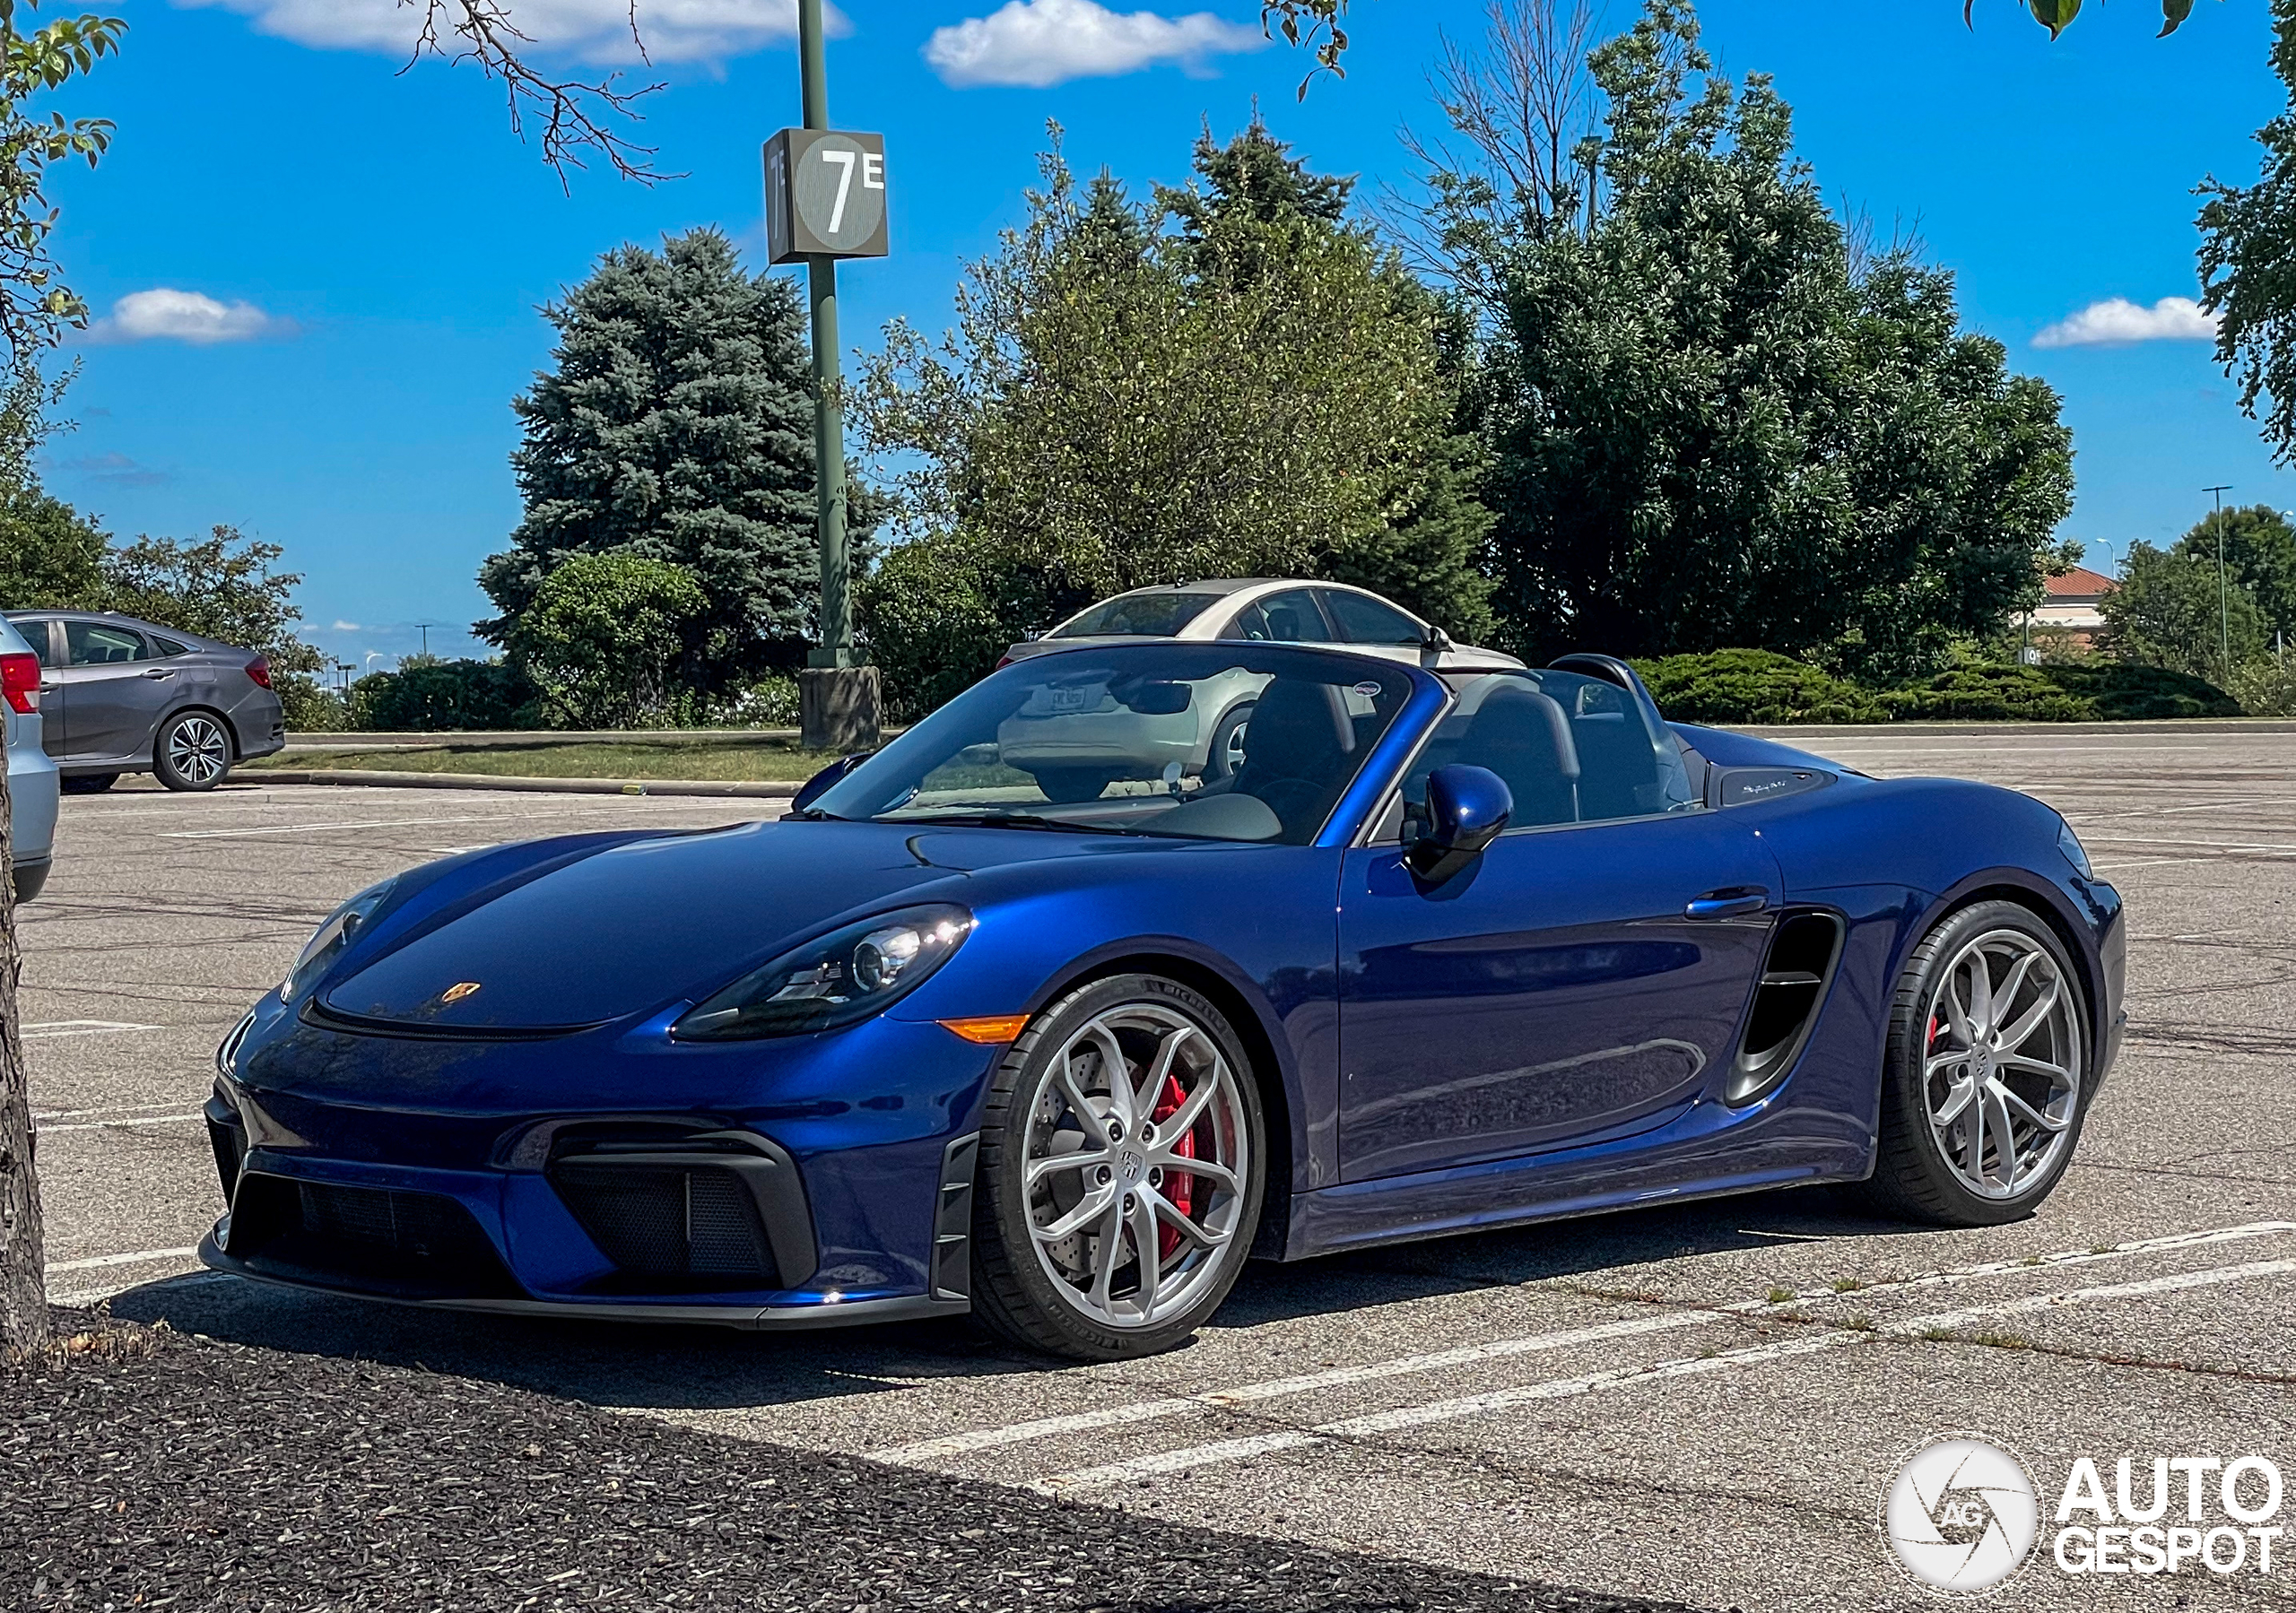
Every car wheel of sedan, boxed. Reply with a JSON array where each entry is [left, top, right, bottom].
[[1862, 900, 2091, 1227], [971, 974, 1265, 1360], [1204, 700, 1254, 783], [153, 711, 232, 792]]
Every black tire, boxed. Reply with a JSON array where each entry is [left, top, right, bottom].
[[1029, 767, 1118, 804], [1859, 899, 2092, 1227], [60, 773, 118, 794], [1204, 700, 1255, 783], [152, 710, 233, 792], [971, 974, 1266, 1360]]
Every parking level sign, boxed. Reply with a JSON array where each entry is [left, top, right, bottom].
[[766, 128, 889, 263]]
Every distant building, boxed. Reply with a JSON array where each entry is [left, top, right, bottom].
[[2027, 565, 2118, 645]]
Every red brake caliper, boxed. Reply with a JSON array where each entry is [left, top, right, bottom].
[[1150, 1074, 1196, 1261]]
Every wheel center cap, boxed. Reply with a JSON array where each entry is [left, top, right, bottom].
[[1118, 1149, 1145, 1184], [1975, 1047, 1996, 1079]]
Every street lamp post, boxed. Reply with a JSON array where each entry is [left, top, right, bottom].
[[2205, 484, 2233, 674], [773, 0, 890, 752]]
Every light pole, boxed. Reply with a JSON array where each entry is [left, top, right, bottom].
[[772, 0, 888, 750], [800, 0, 850, 676], [2205, 484, 2233, 672]]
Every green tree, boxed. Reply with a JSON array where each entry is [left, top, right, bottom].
[[2, 0, 126, 1356], [2172, 503, 2296, 644], [2202, 1, 2296, 464], [479, 228, 839, 699], [504, 551, 709, 729], [855, 121, 1494, 710], [1446, 0, 2073, 675], [2099, 541, 2268, 678]]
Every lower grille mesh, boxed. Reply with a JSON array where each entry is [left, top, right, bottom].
[[225, 1175, 516, 1298], [550, 1161, 776, 1284]]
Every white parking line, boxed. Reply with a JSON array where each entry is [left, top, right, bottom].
[[22, 1019, 162, 1039], [39, 1112, 203, 1134], [33, 1099, 200, 1123], [1026, 1255, 2296, 1494], [871, 1222, 2296, 1469], [160, 815, 504, 839], [46, 1246, 200, 1275]]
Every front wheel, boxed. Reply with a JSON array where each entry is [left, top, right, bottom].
[[1860, 900, 2091, 1226], [971, 974, 1265, 1360], [153, 711, 232, 792]]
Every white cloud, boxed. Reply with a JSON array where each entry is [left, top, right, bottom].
[[925, 0, 1263, 88], [91, 288, 287, 344], [173, 0, 822, 65], [2033, 296, 2220, 350], [331, 620, 361, 632]]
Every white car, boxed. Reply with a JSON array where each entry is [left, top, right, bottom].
[[995, 580, 1519, 801], [2, 613, 58, 901]]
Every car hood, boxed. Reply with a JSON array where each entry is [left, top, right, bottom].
[[315, 819, 1162, 1034]]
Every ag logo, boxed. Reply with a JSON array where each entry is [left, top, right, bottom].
[[1882, 1434, 2039, 1595]]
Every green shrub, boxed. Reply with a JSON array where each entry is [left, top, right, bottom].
[[277, 673, 348, 732], [2039, 663, 2239, 720], [703, 673, 801, 728], [1631, 650, 1887, 725], [351, 658, 538, 732], [1875, 665, 2092, 722], [2224, 656, 2296, 717], [857, 534, 1012, 722]]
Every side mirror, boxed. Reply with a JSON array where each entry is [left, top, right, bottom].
[[790, 750, 874, 814], [1405, 764, 1511, 882]]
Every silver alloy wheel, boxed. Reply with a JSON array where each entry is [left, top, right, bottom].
[[1022, 1002, 1250, 1330], [167, 715, 230, 786], [1920, 927, 2083, 1201]]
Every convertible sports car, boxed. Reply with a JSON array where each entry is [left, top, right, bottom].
[[202, 643, 2124, 1360]]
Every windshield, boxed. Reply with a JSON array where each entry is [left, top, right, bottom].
[[810, 644, 1419, 845], [1050, 591, 1225, 639]]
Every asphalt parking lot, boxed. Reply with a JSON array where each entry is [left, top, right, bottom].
[[18, 730, 2296, 1613]]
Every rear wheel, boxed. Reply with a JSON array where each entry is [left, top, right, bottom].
[[971, 974, 1265, 1360], [1203, 700, 1254, 783], [153, 711, 231, 792], [1861, 900, 2090, 1226]]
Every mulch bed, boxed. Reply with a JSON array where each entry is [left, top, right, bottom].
[[1, 1308, 1707, 1613]]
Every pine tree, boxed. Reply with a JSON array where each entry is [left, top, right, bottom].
[[479, 228, 835, 692]]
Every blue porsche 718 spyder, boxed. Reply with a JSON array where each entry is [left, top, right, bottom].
[[202, 643, 2124, 1359]]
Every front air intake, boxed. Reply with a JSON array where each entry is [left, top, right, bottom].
[[549, 1160, 778, 1288], [1728, 910, 1844, 1104]]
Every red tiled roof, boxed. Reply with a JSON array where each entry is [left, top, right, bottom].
[[2044, 566, 2118, 598]]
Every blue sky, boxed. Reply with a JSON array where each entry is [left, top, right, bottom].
[[39, 0, 2296, 670]]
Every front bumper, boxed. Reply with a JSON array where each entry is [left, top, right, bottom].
[[201, 1006, 998, 1326]]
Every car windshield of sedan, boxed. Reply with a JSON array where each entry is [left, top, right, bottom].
[[807, 645, 1418, 845]]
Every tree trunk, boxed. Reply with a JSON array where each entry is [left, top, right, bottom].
[[0, 758, 49, 1355]]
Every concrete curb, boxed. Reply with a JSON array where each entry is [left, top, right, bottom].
[[1738, 719, 2296, 738], [254, 769, 801, 799], [281, 728, 804, 751]]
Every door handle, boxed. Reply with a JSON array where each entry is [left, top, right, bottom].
[[140, 668, 174, 680], [1685, 888, 1769, 921]]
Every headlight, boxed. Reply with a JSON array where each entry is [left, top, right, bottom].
[[280, 878, 398, 1003], [674, 904, 973, 1041], [2057, 820, 2094, 880]]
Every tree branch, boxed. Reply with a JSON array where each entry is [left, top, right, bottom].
[[406, 1, 676, 186]]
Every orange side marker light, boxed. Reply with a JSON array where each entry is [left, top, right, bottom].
[[938, 1014, 1030, 1045]]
